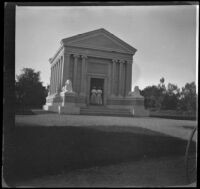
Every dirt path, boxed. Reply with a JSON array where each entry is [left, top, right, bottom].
[[14, 155, 196, 187]]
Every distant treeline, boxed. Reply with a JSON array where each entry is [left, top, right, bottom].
[[140, 77, 197, 113]]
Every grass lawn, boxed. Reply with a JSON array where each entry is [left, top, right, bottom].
[[13, 156, 191, 187], [3, 112, 197, 186], [149, 110, 197, 120], [4, 126, 193, 185]]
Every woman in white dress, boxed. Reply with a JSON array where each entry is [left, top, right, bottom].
[[96, 87, 103, 105], [91, 86, 97, 104]]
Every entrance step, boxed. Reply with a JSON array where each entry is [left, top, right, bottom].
[[80, 106, 132, 117]]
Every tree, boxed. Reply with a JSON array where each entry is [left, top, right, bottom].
[[161, 83, 180, 110], [141, 85, 163, 109], [159, 77, 165, 89], [167, 83, 180, 96], [141, 79, 197, 112], [141, 78, 167, 109], [157, 77, 167, 109], [178, 82, 197, 112], [15, 68, 47, 109]]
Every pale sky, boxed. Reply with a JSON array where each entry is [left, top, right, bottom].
[[16, 5, 198, 90]]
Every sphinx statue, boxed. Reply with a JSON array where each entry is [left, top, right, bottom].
[[128, 86, 143, 98]]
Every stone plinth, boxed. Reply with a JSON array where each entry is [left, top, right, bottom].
[[43, 93, 62, 112], [107, 97, 149, 117], [107, 86, 149, 117], [127, 97, 149, 117], [58, 91, 80, 115], [126, 86, 149, 117], [58, 103, 80, 115]]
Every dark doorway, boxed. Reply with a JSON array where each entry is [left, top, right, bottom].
[[90, 78, 104, 105]]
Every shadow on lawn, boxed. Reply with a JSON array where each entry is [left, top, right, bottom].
[[3, 125, 194, 186]]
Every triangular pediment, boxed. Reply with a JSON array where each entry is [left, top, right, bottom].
[[61, 28, 137, 54]]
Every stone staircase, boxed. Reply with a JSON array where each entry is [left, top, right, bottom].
[[80, 106, 132, 117]]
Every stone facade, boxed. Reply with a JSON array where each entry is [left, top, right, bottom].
[[43, 28, 149, 116]]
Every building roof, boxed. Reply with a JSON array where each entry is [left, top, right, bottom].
[[49, 28, 137, 64], [61, 28, 137, 55]]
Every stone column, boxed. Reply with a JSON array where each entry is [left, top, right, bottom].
[[53, 63, 55, 93], [52, 65, 55, 94], [118, 60, 123, 97], [125, 61, 132, 96], [51, 66, 53, 94], [108, 62, 111, 96], [58, 59, 61, 90], [57, 60, 60, 91], [51, 67, 54, 94], [73, 54, 79, 92], [50, 67, 52, 94], [111, 59, 117, 97], [60, 57, 63, 89], [62, 53, 71, 87], [54, 65, 56, 93], [58, 61, 60, 91], [122, 62, 126, 96], [55, 62, 58, 93], [80, 55, 87, 96], [56, 62, 59, 92]]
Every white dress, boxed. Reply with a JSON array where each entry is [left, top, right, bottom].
[[96, 89, 103, 105], [91, 89, 97, 104]]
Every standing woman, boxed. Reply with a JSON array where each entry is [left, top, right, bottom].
[[91, 86, 97, 104], [97, 87, 103, 105]]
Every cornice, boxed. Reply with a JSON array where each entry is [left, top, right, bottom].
[[65, 45, 133, 57], [49, 45, 64, 64], [67, 43, 133, 55], [65, 46, 133, 63]]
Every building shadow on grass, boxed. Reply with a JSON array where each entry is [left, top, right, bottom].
[[3, 124, 195, 186]]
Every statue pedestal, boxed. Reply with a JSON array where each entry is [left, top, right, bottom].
[[107, 96, 149, 117], [43, 93, 62, 112], [107, 86, 149, 117], [58, 91, 80, 115], [43, 80, 82, 114], [127, 97, 149, 117], [126, 86, 149, 117]]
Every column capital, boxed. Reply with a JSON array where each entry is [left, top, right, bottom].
[[81, 54, 87, 59], [73, 54, 80, 59], [119, 60, 125, 64], [126, 59, 133, 64], [112, 59, 117, 63]]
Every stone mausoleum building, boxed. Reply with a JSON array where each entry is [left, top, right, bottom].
[[43, 28, 149, 116]]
